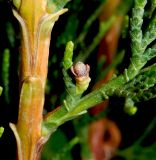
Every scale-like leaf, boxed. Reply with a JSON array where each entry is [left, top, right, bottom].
[[47, 0, 69, 13]]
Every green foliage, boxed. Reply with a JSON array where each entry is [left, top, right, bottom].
[[43, 0, 156, 138], [0, 127, 4, 138], [1, 0, 156, 159], [76, 15, 116, 61], [12, 0, 21, 9], [42, 129, 73, 160], [118, 117, 156, 160], [124, 98, 137, 115], [2, 49, 10, 104], [6, 22, 16, 48], [62, 41, 74, 70], [144, 0, 156, 18], [117, 64, 156, 103], [47, 0, 69, 13], [0, 87, 2, 96], [121, 15, 129, 38]]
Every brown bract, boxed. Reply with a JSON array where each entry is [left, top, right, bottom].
[[88, 119, 121, 160], [71, 61, 90, 77]]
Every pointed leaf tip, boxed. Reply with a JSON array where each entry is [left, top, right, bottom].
[[62, 41, 74, 70], [0, 87, 2, 96], [47, 0, 70, 13], [0, 127, 4, 138]]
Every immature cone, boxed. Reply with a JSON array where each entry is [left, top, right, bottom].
[[71, 62, 91, 94]]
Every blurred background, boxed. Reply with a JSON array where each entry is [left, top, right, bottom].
[[0, 0, 156, 159]]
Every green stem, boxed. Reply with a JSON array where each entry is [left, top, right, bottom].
[[42, 0, 156, 138], [42, 56, 146, 136]]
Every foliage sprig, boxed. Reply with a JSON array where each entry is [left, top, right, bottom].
[[42, 0, 156, 136]]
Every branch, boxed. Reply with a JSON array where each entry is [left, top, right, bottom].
[[114, 64, 156, 114], [142, 14, 156, 49], [42, 0, 156, 137]]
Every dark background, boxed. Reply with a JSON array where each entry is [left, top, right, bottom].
[[0, 0, 156, 160]]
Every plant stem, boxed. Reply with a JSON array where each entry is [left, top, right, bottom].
[[42, 59, 146, 135], [10, 1, 68, 160]]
